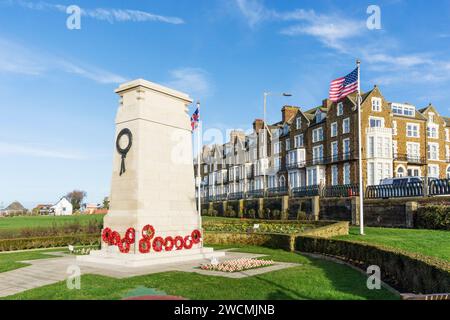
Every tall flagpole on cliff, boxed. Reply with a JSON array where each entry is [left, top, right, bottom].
[[357, 60, 365, 235], [196, 101, 202, 230]]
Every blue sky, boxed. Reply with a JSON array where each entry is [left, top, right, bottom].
[[1, 0, 450, 208]]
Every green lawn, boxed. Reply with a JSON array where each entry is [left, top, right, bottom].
[[0, 249, 64, 273], [2, 246, 398, 300], [335, 227, 450, 262], [0, 214, 105, 231]]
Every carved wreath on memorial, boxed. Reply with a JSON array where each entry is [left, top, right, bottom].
[[116, 128, 133, 176], [102, 225, 202, 254]]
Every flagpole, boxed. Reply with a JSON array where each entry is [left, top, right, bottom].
[[357, 60, 365, 235], [196, 101, 203, 235]]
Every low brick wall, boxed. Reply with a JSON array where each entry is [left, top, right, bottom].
[[288, 197, 312, 219], [319, 198, 352, 221], [363, 199, 408, 227]]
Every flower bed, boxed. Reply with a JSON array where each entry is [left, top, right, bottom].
[[200, 258, 274, 273]]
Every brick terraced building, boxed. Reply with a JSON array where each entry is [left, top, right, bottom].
[[195, 86, 450, 200]]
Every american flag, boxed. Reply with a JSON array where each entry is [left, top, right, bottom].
[[329, 67, 359, 102], [190, 107, 200, 131]]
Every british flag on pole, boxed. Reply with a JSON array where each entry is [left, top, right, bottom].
[[190, 106, 200, 131], [329, 67, 359, 102]]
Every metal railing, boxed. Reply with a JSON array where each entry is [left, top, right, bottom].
[[429, 179, 450, 196], [267, 186, 288, 197], [323, 184, 360, 197], [365, 181, 424, 199], [291, 185, 320, 197], [245, 189, 265, 198], [394, 154, 427, 164], [228, 192, 244, 200]]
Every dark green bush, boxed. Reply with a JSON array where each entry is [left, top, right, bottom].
[[297, 236, 450, 294], [296, 210, 307, 220], [247, 209, 256, 219], [204, 231, 294, 251], [415, 205, 450, 230], [272, 209, 281, 220], [0, 220, 103, 239], [0, 234, 100, 252]]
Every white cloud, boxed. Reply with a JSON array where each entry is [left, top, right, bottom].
[[3, 0, 184, 24], [0, 142, 86, 160], [234, 0, 365, 52], [57, 60, 127, 84], [0, 37, 127, 84], [165, 68, 212, 98]]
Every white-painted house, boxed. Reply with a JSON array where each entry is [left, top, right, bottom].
[[51, 197, 73, 216]]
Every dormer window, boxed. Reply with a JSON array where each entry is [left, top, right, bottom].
[[428, 112, 435, 123], [372, 98, 382, 112], [315, 109, 324, 122]]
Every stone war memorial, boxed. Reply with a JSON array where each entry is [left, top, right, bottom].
[[78, 79, 224, 267]]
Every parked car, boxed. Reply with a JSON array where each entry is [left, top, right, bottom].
[[380, 177, 422, 186]]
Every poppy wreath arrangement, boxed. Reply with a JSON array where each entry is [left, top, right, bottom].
[[102, 225, 202, 254]]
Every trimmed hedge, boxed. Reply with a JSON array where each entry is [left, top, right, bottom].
[[296, 236, 450, 294], [415, 205, 450, 230], [204, 231, 294, 251], [0, 234, 100, 252]]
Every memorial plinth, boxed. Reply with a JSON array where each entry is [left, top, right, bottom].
[[78, 79, 223, 267]]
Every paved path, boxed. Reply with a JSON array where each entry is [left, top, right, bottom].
[[0, 250, 299, 298]]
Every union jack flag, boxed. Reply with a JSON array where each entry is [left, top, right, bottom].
[[329, 67, 359, 102], [190, 107, 200, 131]]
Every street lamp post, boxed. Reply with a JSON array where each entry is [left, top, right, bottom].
[[262, 92, 292, 193]]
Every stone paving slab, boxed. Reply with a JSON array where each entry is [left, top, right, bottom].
[[0, 250, 300, 298]]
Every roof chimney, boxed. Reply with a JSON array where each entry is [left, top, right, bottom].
[[253, 119, 264, 132], [281, 106, 299, 123]]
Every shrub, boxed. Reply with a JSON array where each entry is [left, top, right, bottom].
[[272, 209, 281, 220], [297, 210, 307, 221], [257, 209, 264, 219], [0, 234, 100, 252], [202, 209, 209, 216], [415, 205, 450, 230], [204, 231, 295, 251], [280, 210, 289, 221], [248, 209, 256, 219], [0, 220, 103, 240]]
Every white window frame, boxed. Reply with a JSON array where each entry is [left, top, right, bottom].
[[342, 118, 350, 134], [337, 102, 344, 116], [407, 142, 420, 161], [343, 138, 350, 159], [372, 97, 382, 112], [369, 116, 384, 128], [331, 165, 338, 186], [296, 117, 302, 129], [343, 163, 351, 185], [427, 142, 439, 160], [428, 164, 439, 178], [406, 123, 420, 138], [312, 127, 324, 143], [294, 134, 304, 148], [285, 138, 290, 151], [392, 120, 397, 135], [331, 141, 338, 161], [331, 122, 338, 137]]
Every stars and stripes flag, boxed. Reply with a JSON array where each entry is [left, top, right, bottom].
[[329, 67, 359, 102], [190, 106, 200, 131]]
